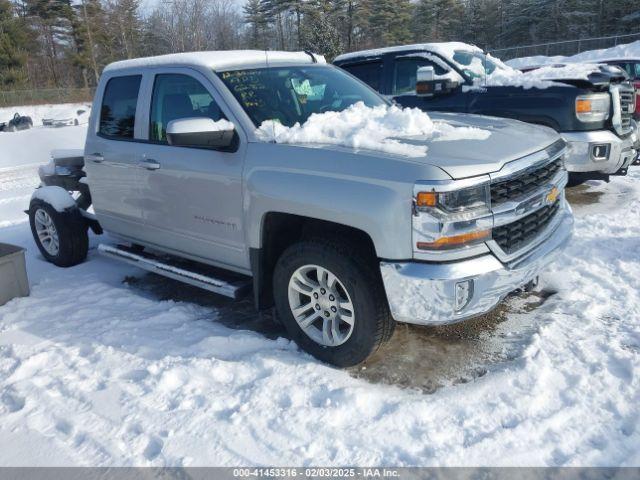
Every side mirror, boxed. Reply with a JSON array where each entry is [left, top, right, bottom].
[[416, 66, 460, 97], [166, 117, 236, 150]]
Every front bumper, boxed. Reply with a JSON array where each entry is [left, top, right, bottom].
[[562, 127, 637, 174], [380, 202, 573, 326]]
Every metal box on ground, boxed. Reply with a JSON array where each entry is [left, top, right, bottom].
[[0, 243, 29, 306]]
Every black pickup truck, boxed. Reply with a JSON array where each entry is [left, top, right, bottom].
[[334, 42, 639, 181]]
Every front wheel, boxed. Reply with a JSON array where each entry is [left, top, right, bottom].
[[273, 238, 394, 367], [29, 200, 88, 267]]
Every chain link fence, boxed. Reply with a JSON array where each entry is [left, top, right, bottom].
[[0, 87, 95, 108], [489, 32, 640, 62]]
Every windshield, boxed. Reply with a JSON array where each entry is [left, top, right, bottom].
[[452, 51, 506, 81], [218, 65, 387, 128]]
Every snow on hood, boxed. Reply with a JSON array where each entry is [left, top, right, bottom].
[[506, 40, 640, 70], [485, 62, 601, 88], [255, 102, 490, 158]]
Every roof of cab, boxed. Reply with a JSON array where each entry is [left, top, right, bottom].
[[103, 50, 326, 73], [334, 42, 482, 63]]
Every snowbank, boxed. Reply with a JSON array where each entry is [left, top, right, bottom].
[[506, 40, 640, 70], [256, 102, 490, 157], [0, 103, 90, 127], [0, 124, 87, 170]]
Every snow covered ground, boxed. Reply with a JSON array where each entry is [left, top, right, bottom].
[[1, 111, 640, 466], [0, 103, 91, 128]]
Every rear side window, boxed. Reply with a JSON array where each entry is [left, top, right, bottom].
[[149, 73, 225, 143], [341, 61, 383, 92], [99, 75, 141, 139]]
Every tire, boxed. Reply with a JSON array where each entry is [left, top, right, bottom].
[[29, 200, 88, 267], [74, 118, 79, 126], [273, 237, 394, 367]]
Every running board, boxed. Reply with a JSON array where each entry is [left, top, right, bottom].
[[98, 244, 251, 300]]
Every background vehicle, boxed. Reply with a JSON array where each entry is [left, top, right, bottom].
[[334, 42, 638, 183], [42, 106, 91, 127], [599, 59, 640, 120], [0, 112, 33, 132], [28, 51, 572, 367]]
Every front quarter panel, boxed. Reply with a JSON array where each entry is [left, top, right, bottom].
[[244, 143, 451, 260]]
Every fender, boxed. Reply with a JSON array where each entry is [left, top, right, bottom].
[[243, 143, 451, 260]]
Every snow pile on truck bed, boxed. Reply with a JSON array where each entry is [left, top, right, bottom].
[[506, 40, 640, 70], [256, 102, 490, 157]]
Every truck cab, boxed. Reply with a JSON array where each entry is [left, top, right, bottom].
[[334, 42, 639, 182]]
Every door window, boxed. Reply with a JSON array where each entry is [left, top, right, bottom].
[[149, 74, 226, 143], [340, 61, 383, 91], [392, 57, 447, 95], [99, 75, 142, 139]]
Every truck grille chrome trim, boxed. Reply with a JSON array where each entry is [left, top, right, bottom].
[[612, 84, 635, 136], [492, 201, 560, 255], [490, 157, 563, 204]]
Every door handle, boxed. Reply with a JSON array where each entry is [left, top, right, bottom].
[[138, 158, 161, 170], [86, 153, 104, 163]]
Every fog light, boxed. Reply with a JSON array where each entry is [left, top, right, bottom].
[[591, 144, 610, 162], [454, 280, 474, 312]]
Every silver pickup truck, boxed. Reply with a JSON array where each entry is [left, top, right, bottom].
[[29, 50, 573, 366]]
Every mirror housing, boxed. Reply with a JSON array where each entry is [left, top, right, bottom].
[[416, 66, 460, 97], [166, 117, 236, 150]]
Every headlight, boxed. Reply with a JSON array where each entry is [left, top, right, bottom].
[[413, 182, 492, 254], [416, 184, 490, 215], [575, 93, 610, 123]]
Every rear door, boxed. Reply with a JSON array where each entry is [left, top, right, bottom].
[[339, 59, 385, 93], [84, 74, 149, 239], [135, 69, 248, 271]]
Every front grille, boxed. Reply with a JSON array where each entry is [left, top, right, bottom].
[[619, 87, 635, 133], [490, 158, 562, 204], [493, 201, 560, 254]]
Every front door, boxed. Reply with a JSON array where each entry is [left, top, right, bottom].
[[136, 70, 247, 271], [390, 56, 469, 113]]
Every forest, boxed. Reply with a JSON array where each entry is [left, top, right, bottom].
[[0, 0, 638, 90]]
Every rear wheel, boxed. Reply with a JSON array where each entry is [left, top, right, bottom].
[[273, 238, 394, 367], [29, 200, 88, 267]]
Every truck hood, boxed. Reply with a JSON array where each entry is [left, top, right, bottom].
[[399, 112, 561, 179], [536, 63, 629, 89]]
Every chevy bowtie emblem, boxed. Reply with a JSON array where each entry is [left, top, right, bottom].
[[546, 186, 559, 205]]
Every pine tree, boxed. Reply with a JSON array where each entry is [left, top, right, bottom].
[[413, 0, 464, 42], [299, 0, 341, 59], [244, 0, 268, 48], [362, 0, 413, 48], [0, 0, 29, 87]]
